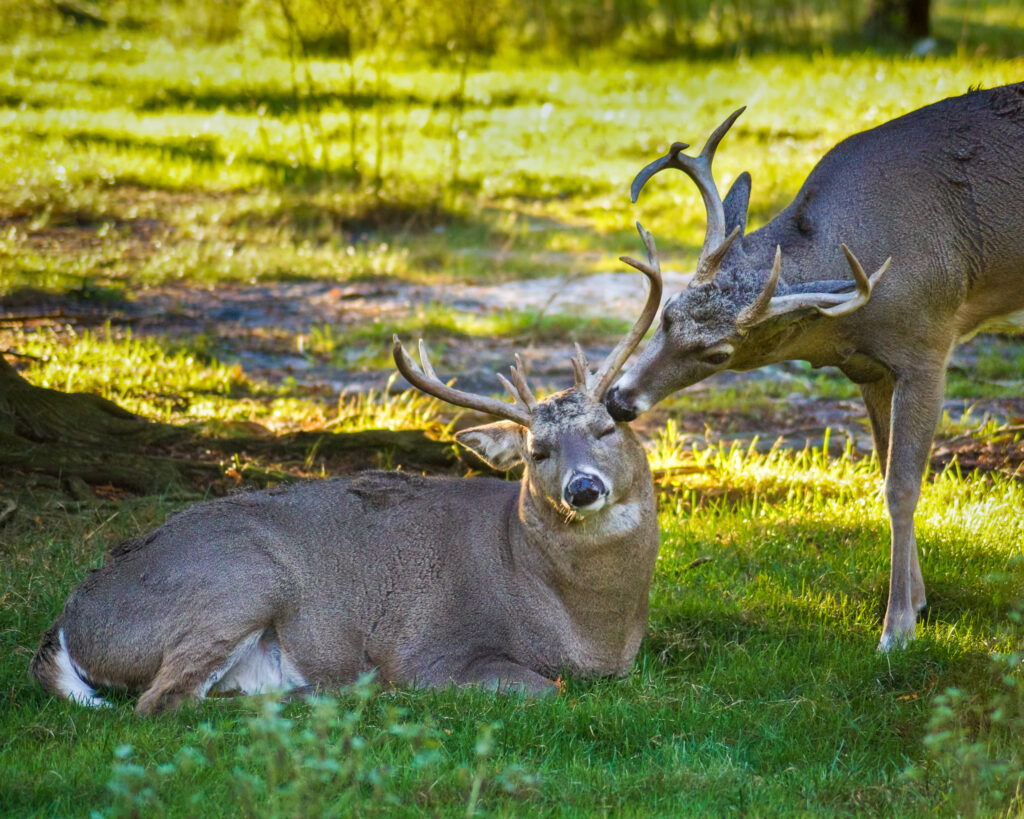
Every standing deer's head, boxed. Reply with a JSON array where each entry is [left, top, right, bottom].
[[605, 109, 890, 421], [394, 226, 662, 520]]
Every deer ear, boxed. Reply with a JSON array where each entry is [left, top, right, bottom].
[[722, 171, 751, 238], [455, 421, 526, 470]]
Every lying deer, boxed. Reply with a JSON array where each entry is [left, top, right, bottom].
[[605, 83, 1024, 650], [31, 228, 663, 714]]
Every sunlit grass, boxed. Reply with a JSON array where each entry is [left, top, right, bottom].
[[10, 326, 446, 434], [3, 33, 1024, 292]]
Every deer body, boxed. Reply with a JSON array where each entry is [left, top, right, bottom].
[[34, 466, 656, 714], [741, 85, 1024, 343], [607, 83, 1024, 650], [33, 228, 665, 714]]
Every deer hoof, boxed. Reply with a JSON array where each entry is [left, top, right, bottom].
[[877, 619, 917, 652]]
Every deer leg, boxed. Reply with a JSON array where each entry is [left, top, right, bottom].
[[135, 627, 277, 715], [861, 375, 927, 618], [457, 658, 558, 695], [878, 366, 945, 651], [858, 377, 894, 478]]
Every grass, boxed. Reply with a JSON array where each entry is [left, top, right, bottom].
[[3, 29, 1024, 299], [2, 432, 1023, 816], [305, 307, 631, 369], [2, 5, 1024, 816]]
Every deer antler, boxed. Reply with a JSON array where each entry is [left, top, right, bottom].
[[736, 244, 891, 330], [393, 338, 534, 427], [630, 107, 745, 284], [579, 222, 664, 399]]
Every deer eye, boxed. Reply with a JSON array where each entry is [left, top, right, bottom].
[[702, 347, 733, 366], [531, 450, 549, 463], [597, 425, 616, 439]]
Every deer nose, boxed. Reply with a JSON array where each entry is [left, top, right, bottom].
[[605, 387, 638, 422], [564, 472, 606, 509]]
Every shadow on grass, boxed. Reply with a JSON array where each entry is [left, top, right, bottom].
[[136, 86, 546, 115]]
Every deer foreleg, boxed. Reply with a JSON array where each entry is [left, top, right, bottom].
[[457, 658, 558, 695], [878, 367, 945, 651]]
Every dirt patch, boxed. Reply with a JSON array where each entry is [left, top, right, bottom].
[[3, 274, 1023, 477]]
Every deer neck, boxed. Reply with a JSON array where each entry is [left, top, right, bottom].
[[507, 470, 658, 670], [733, 312, 846, 372]]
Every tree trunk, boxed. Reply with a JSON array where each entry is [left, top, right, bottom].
[[0, 356, 457, 494], [864, 0, 930, 41]]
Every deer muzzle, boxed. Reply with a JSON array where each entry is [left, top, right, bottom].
[[604, 385, 640, 422], [563, 472, 607, 510]]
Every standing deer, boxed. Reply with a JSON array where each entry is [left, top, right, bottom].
[[605, 83, 1024, 650], [31, 228, 663, 714]]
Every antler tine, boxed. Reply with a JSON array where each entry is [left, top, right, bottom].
[[841, 244, 870, 294], [692, 224, 742, 286], [817, 247, 891, 317], [630, 107, 745, 280], [392, 335, 531, 426], [417, 339, 439, 381], [570, 342, 592, 390], [735, 245, 891, 328], [570, 356, 588, 389], [510, 354, 538, 410], [592, 222, 665, 399], [619, 221, 661, 278], [736, 245, 783, 329]]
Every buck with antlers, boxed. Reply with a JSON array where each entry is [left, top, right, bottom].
[[31, 228, 663, 714], [606, 83, 1024, 650]]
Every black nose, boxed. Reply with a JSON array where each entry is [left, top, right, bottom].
[[605, 387, 638, 422], [564, 473, 605, 508]]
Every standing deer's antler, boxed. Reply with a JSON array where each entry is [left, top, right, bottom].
[[736, 244, 891, 330], [572, 222, 664, 400], [393, 338, 536, 427], [630, 107, 745, 284]]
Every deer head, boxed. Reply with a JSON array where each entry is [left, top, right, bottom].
[[394, 225, 663, 518], [606, 110, 891, 421]]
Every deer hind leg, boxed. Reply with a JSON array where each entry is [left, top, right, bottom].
[[878, 366, 946, 651], [135, 626, 298, 716]]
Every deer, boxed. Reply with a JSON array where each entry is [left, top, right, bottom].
[[30, 227, 664, 715], [604, 82, 1024, 651]]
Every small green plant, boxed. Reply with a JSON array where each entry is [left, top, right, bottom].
[[92, 674, 537, 818], [908, 609, 1024, 816]]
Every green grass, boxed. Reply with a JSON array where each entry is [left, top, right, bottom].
[[7, 325, 449, 434], [3, 434, 1023, 816], [3, 7, 1024, 817], [306, 306, 631, 369], [3, 28, 1024, 297]]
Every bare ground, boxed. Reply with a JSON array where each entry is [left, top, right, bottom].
[[3, 274, 1023, 479]]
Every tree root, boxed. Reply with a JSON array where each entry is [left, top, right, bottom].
[[0, 356, 458, 494]]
